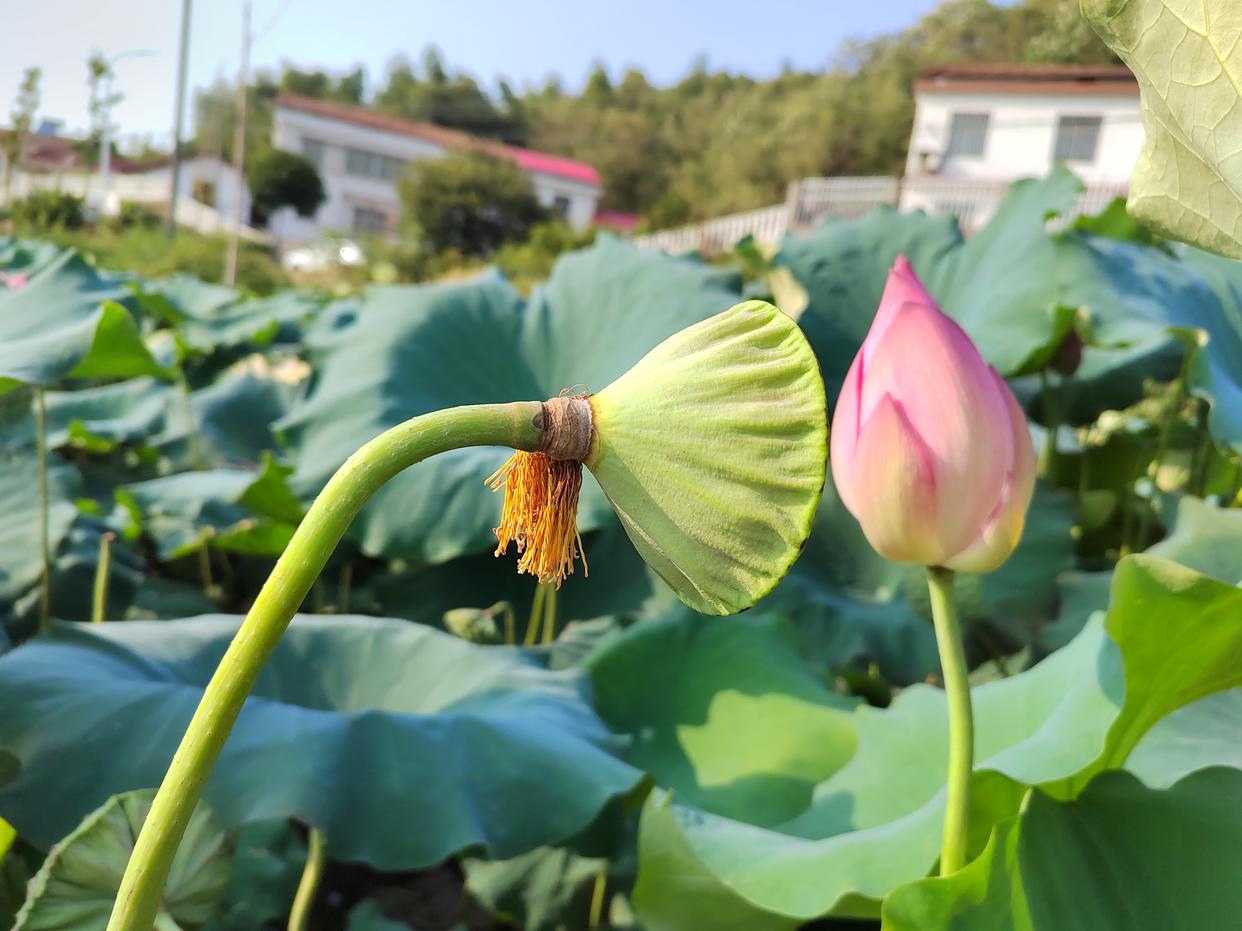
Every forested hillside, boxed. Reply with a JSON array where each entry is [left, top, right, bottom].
[[194, 0, 1115, 226]]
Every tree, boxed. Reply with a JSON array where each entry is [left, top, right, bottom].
[[85, 52, 121, 168], [398, 150, 547, 257], [247, 148, 325, 227], [3, 66, 40, 198]]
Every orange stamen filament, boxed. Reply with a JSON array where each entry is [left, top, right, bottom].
[[486, 451, 588, 587]]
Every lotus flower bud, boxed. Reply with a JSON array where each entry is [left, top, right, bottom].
[[831, 257, 1035, 573]]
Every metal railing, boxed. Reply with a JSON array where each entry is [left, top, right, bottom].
[[632, 174, 1130, 254]]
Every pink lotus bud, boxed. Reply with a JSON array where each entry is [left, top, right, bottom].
[[830, 257, 1035, 573]]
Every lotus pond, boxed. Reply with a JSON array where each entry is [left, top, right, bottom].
[[5, 12, 1242, 921]]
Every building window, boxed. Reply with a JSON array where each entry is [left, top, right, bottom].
[[552, 194, 571, 219], [352, 206, 388, 234], [1053, 115, 1103, 163], [945, 112, 989, 159], [301, 137, 325, 168], [345, 147, 405, 181]]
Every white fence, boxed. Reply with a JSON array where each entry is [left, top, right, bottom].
[[633, 175, 1129, 255]]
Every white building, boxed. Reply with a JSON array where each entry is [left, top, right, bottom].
[[905, 64, 1142, 184], [270, 93, 602, 244]]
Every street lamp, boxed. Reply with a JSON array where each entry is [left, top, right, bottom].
[[91, 48, 156, 214]]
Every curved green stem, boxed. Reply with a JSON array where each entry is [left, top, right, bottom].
[[541, 582, 558, 645], [35, 386, 51, 633], [287, 827, 327, 931], [337, 563, 353, 614], [92, 532, 115, 623], [524, 582, 547, 647], [587, 865, 607, 930], [105, 402, 544, 931], [927, 566, 973, 875], [494, 601, 516, 645]]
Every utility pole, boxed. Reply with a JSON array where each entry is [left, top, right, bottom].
[[223, 0, 251, 286], [166, 0, 193, 238]]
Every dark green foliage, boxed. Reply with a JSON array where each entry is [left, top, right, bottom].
[[246, 148, 326, 226], [9, 191, 85, 230], [398, 150, 547, 257]]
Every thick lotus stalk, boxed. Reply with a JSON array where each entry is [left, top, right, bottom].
[[831, 257, 1036, 876], [106, 299, 826, 930]]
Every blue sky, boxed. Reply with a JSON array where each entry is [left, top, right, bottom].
[[1, 0, 944, 147]]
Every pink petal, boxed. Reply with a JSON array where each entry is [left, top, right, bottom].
[[861, 255, 939, 368], [851, 393, 952, 565], [944, 371, 1037, 573], [830, 350, 865, 513]]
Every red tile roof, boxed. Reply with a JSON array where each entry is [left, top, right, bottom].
[[915, 64, 1138, 96], [276, 93, 601, 187]]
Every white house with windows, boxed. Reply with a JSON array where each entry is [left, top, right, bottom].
[[269, 93, 601, 244], [901, 64, 1141, 222]]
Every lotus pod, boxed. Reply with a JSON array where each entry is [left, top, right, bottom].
[[586, 300, 827, 615]]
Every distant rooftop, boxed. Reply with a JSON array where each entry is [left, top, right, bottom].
[[276, 93, 601, 187], [915, 64, 1138, 96]]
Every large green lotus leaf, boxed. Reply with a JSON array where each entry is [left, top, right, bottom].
[[759, 474, 1075, 684], [0, 444, 80, 609], [133, 276, 323, 353], [1089, 501, 1242, 791], [0, 249, 171, 390], [0, 237, 73, 277], [117, 453, 304, 559], [882, 768, 1242, 930], [780, 170, 1182, 412], [0, 615, 643, 867], [520, 233, 742, 394], [1166, 243, 1242, 450], [588, 301, 826, 615], [464, 846, 610, 931], [207, 821, 305, 931], [586, 612, 857, 827], [38, 365, 294, 471], [278, 239, 740, 567], [630, 555, 1242, 927], [775, 206, 964, 398], [14, 789, 231, 931], [1082, 0, 1242, 259]]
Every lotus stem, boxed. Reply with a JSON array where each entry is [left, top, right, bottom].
[[287, 826, 326, 931], [541, 582, 558, 645], [177, 371, 206, 471], [197, 543, 214, 596], [927, 566, 973, 875], [588, 865, 607, 930], [495, 601, 516, 645], [337, 563, 352, 614], [105, 401, 544, 931], [1137, 358, 1193, 548], [35, 386, 51, 633], [92, 532, 116, 623], [524, 581, 547, 647]]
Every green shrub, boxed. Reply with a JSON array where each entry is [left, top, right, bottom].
[[493, 221, 596, 291], [10, 190, 86, 230], [112, 201, 162, 231]]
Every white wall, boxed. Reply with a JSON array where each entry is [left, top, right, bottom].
[[271, 106, 600, 245], [905, 90, 1143, 185], [0, 155, 251, 230]]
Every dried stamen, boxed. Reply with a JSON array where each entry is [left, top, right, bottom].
[[486, 451, 588, 587]]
